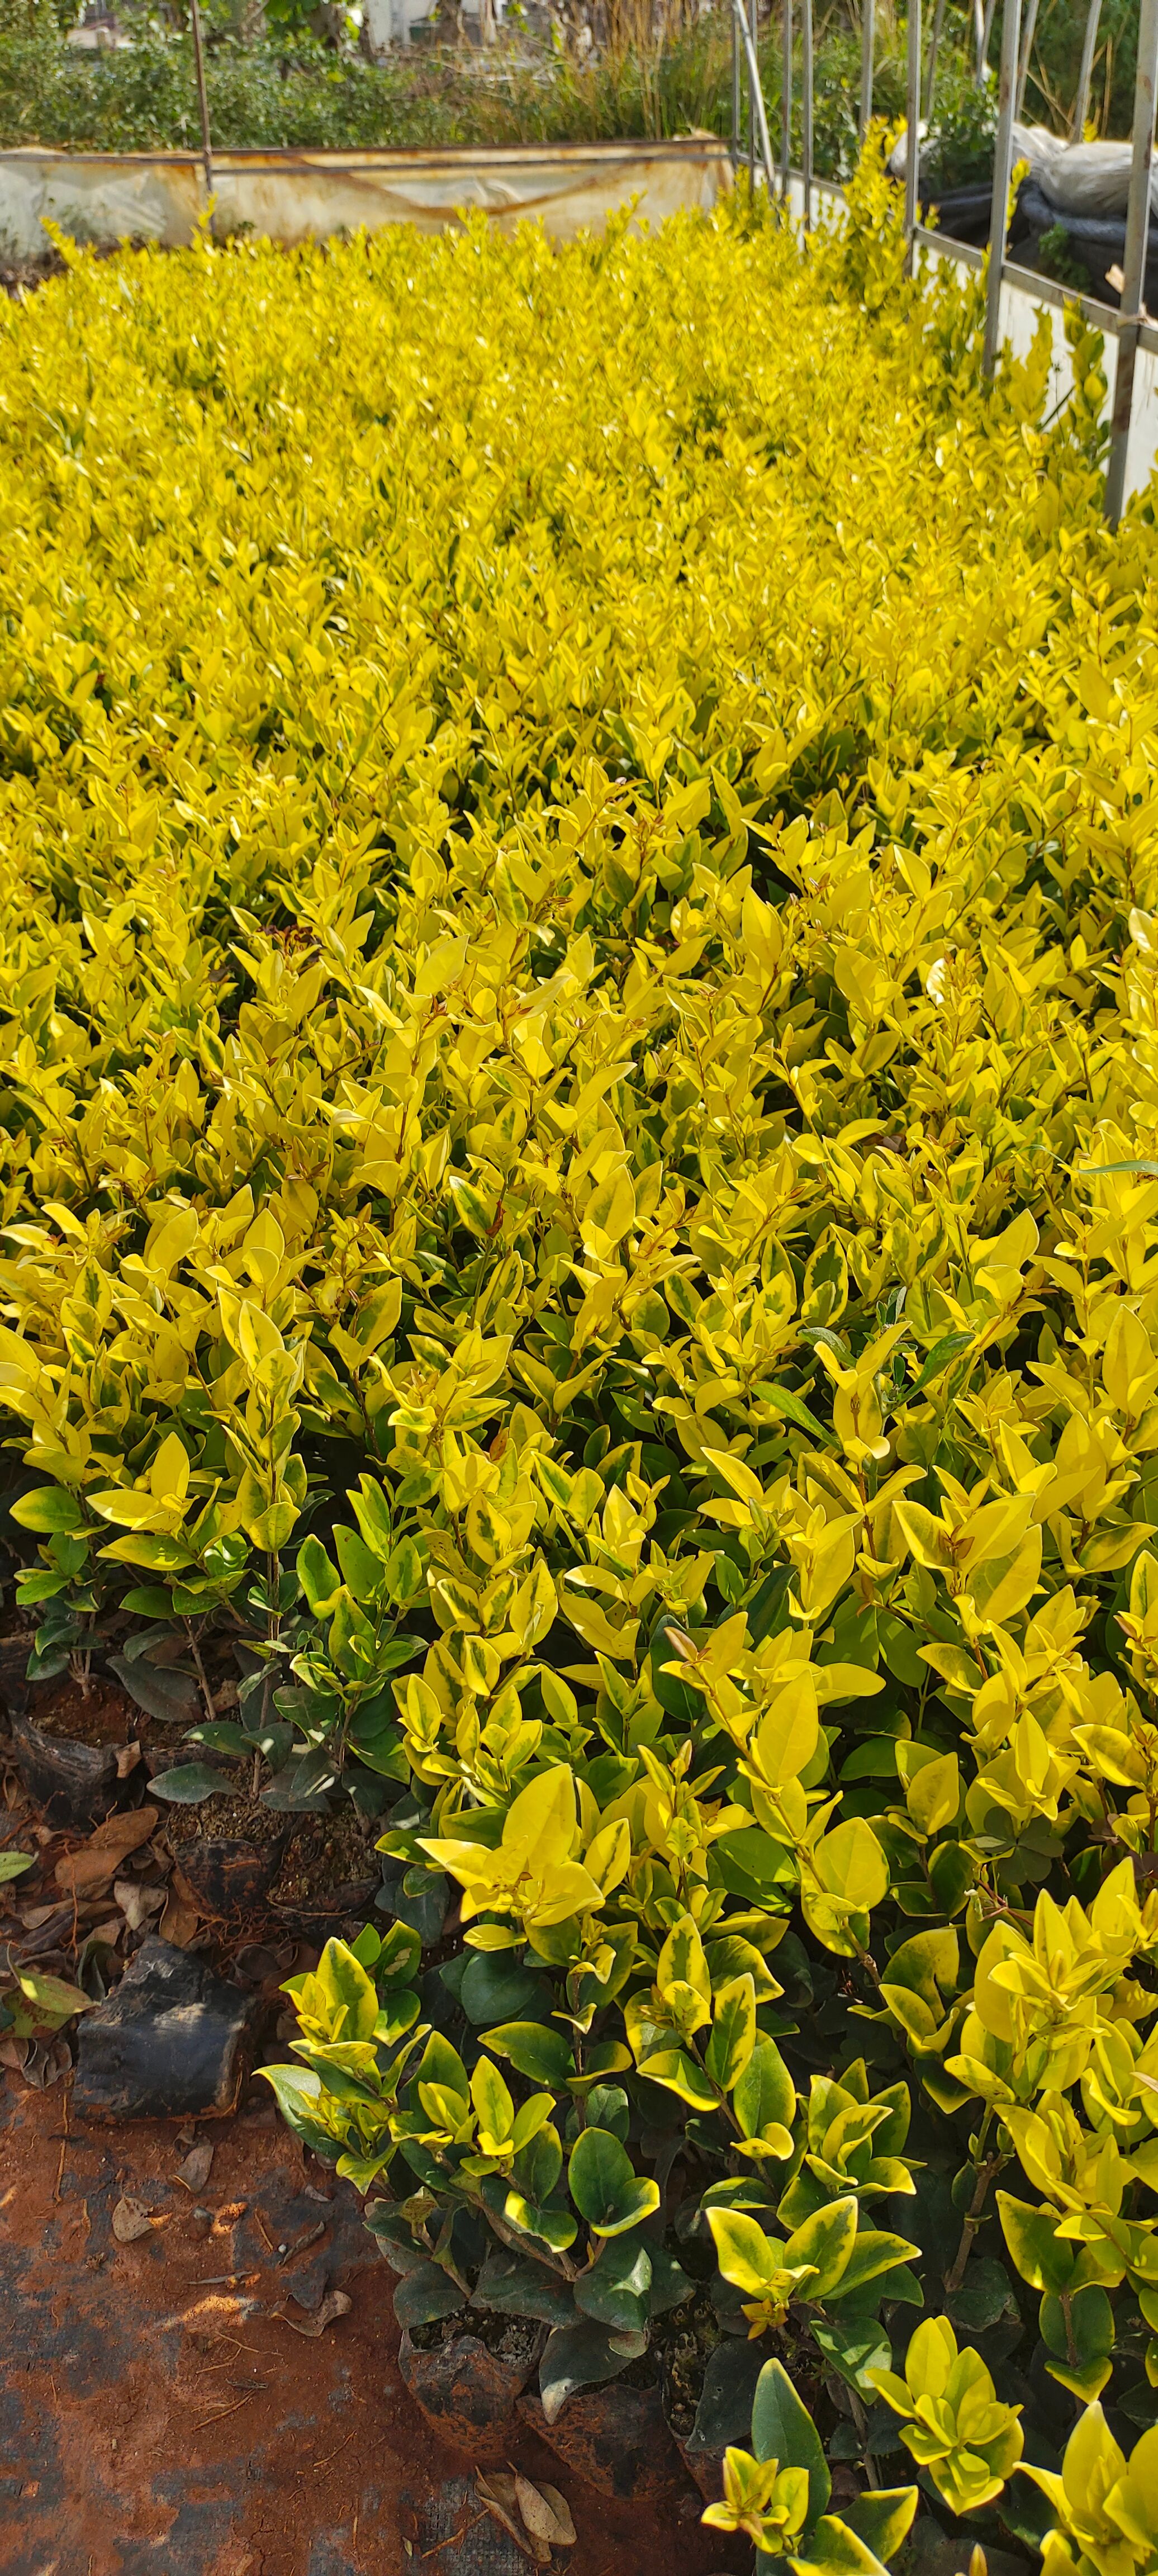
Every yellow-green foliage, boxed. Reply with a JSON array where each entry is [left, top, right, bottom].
[[5, 157, 1158, 2569]]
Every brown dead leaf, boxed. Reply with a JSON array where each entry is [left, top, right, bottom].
[[514, 2479, 576, 2549], [54, 1846, 119, 1897], [89, 1806, 158, 1854], [176, 2141, 215, 2191], [88, 1915, 125, 1947], [159, 1885, 201, 1945], [113, 1878, 165, 1932], [0, 2034, 29, 2072], [270, 2289, 351, 2337], [476, 2475, 548, 2566], [115, 1742, 142, 1780], [111, 2194, 163, 2244]]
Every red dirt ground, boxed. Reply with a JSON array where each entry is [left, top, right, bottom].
[[1, 2078, 747, 2576]]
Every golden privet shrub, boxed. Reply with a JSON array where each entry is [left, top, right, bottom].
[[3, 161, 1158, 2570]]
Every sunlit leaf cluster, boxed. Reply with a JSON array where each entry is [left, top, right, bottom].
[[5, 151, 1158, 2572]]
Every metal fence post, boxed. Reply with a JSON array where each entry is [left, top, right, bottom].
[[730, 0, 777, 192], [859, 0, 875, 146], [749, 0, 757, 193], [904, 0, 922, 256], [1071, 0, 1103, 136], [982, 0, 1022, 374], [801, 0, 814, 227], [924, 0, 946, 118], [1015, 0, 1042, 117], [189, 0, 213, 203], [731, 0, 741, 165], [1104, 0, 1158, 526], [781, 0, 792, 201], [979, 0, 999, 82]]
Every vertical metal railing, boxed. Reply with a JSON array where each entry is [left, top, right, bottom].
[[730, 0, 777, 193], [904, 0, 922, 259], [982, 0, 1022, 372], [189, 0, 213, 202], [924, 0, 946, 117], [730, 0, 741, 167], [1071, 0, 1103, 136], [1104, 0, 1158, 525], [782, 0, 794, 200], [801, 0, 814, 227], [749, 0, 757, 193], [1015, 0, 1042, 116], [859, 0, 875, 144]]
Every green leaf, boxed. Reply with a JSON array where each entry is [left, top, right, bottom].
[[945, 2254, 1016, 2333], [786, 2197, 858, 2296], [459, 1953, 549, 2027], [377, 1920, 421, 1987], [704, 1973, 757, 2092], [573, 2232, 653, 2332], [512, 2124, 563, 2204], [754, 1382, 835, 1445], [149, 1763, 230, 1804], [1041, 2281, 1114, 2369], [637, 2046, 720, 2109], [734, 2036, 796, 2139], [298, 1533, 342, 1614], [538, 2320, 648, 2425], [485, 2020, 576, 2085], [825, 2229, 921, 2299], [792, 2510, 893, 2576], [108, 1655, 198, 1725], [751, 2357, 831, 2530], [393, 2263, 468, 2329], [996, 2192, 1075, 2295], [568, 2127, 661, 2237], [0, 1852, 34, 1883], [840, 2490, 918, 2565], [904, 1333, 975, 1399], [186, 1721, 257, 1758], [99, 1533, 194, 1571], [809, 2312, 891, 2397], [471, 2248, 574, 2327], [11, 1486, 85, 1535], [13, 1968, 94, 2031]]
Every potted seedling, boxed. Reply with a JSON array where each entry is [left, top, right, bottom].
[[3, 1457, 247, 1827], [265, 1919, 694, 2494], [147, 1472, 423, 1915]]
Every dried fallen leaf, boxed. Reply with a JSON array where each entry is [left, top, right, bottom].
[[176, 2141, 215, 2191], [159, 1886, 201, 1946], [115, 1742, 142, 1781], [515, 2478, 576, 2549], [89, 1805, 159, 1854], [112, 2194, 161, 2244], [113, 1878, 165, 1933], [476, 2474, 548, 2566], [270, 2288, 351, 2337], [0, 2035, 29, 2072], [54, 1848, 120, 1897]]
